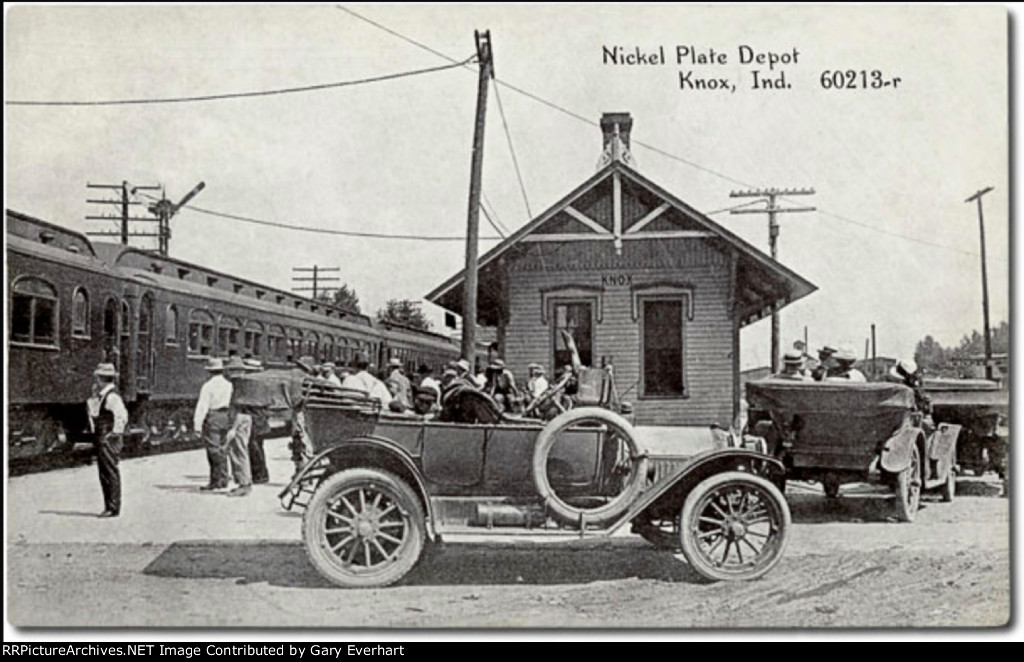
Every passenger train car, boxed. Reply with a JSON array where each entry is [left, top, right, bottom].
[[7, 209, 478, 464]]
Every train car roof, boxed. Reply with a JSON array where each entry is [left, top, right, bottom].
[[7, 209, 97, 257], [120, 266, 378, 334], [107, 245, 372, 327]]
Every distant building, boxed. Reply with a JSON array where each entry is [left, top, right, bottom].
[[427, 113, 816, 427]]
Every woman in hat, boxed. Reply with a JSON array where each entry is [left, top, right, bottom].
[[87, 363, 128, 517]]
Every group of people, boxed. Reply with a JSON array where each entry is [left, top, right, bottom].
[[193, 356, 271, 496], [774, 344, 868, 382]]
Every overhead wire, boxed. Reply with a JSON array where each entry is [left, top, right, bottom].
[[335, 4, 1001, 261], [132, 191, 503, 242], [6, 57, 474, 106], [493, 84, 533, 220]]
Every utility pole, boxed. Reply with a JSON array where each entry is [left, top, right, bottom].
[[461, 29, 494, 361], [965, 186, 995, 380], [871, 324, 877, 378], [292, 265, 340, 300], [730, 187, 816, 373], [86, 181, 161, 245]]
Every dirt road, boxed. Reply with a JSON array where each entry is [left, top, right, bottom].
[[6, 440, 1011, 629]]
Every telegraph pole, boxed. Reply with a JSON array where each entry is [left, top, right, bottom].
[[730, 187, 815, 373], [965, 186, 995, 380], [292, 265, 340, 300], [461, 29, 494, 361], [86, 181, 161, 245]]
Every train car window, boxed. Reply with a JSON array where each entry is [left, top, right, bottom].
[[218, 316, 242, 355], [188, 310, 215, 355], [304, 330, 320, 359], [288, 328, 302, 359], [138, 295, 152, 335], [244, 320, 264, 357], [268, 324, 286, 359], [72, 287, 90, 338], [165, 305, 179, 345], [323, 334, 334, 363], [11, 277, 59, 347]]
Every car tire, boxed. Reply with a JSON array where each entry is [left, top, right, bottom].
[[893, 444, 922, 522], [678, 471, 790, 582], [531, 407, 647, 528], [302, 468, 425, 588]]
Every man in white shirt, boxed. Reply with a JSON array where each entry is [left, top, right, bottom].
[[825, 348, 868, 383], [342, 353, 393, 408], [193, 358, 233, 490], [322, 362, 343, 387], [87, 363, 128, 517]]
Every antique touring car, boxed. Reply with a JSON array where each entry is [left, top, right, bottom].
[[276, 370, 791, 588], [745, 380, 961, 522]]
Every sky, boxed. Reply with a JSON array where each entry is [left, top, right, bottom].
[[4, 4, 1010, 371]]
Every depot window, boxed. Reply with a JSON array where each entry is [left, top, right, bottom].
[[551, 300, 594, 370], [11, 276, 59, 347], [244, 320, 264, 357], [188, 310, 215, 355], [640, 297, 687, 398]]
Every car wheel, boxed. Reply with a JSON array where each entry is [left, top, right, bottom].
[[678, 471, 790, 582], [302, 468, 425, 588], [893, 444, 922, 522]]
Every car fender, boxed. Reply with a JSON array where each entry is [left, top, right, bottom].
[[879, 426, 922, 474], [609, 448, 786, 534], [928, 423, 961, 461], [280, 435, 437, 538]]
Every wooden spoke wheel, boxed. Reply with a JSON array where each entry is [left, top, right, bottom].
[[679, 472, 790, 582], [893, 444, 922, 522], [302, 468, 425, 588]]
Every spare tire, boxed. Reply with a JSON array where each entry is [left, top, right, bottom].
[[531, 407, 648, 528]]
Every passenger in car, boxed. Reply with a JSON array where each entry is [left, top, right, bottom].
[[484, 358, 520, 412], [341, 352, 393, 408], [385, 357, 413, 411], [811, 345, 838, 381], [773, 350, 811, 381], [321, 362, 342, 387], [825, 348, 867, 383]]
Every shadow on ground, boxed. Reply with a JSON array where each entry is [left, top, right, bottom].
[[142, 539, 702, 589]]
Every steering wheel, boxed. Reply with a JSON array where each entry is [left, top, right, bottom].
[[522, 370, 573, 417]]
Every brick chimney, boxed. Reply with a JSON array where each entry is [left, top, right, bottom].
[[597, 112, 636, 169]]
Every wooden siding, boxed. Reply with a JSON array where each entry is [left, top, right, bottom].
[[504, 237, 735, 427]]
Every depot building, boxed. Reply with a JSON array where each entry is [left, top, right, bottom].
[[427, 113, 816, 427]]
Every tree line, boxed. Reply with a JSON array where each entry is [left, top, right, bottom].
[[914, 320, 1009, 376], [315, 284, 432, 331]]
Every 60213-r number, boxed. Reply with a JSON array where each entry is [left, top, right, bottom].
[[820, 70, 902, 89]]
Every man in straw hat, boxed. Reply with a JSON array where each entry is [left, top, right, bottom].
[[193, 357, 233, 491], [87, 362, 128, 517], [774, 350, 811, 381]]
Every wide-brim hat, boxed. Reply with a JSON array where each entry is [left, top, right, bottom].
[[295, 355, 317, 374], [322, 362, 336, 370], [488, 358, 505, 370], [204, 358, 224, 372], [889, 359, 918, 381], [834, 347, 857, 363], [93, 362, 118, 378], [456, 359, 471, 373], [243, 359, 263, 372], [388, 357, 403, 368], [782, 350, 804, 366], [818, 345, 838, 356], [224, 356, 247, 372], [527, 362, 545, 373]]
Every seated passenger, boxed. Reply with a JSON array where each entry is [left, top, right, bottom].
[[341, 352, 393, 408], [825, 348, 867, 383], [885, 359, 933, 415], [811, 345, 838, 381], [773, 350, 811, 381], [484, 358, 521, 412], [526, 363, 549, 402]]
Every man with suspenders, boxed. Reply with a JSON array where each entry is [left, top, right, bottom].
[[86, 363, 128, 518]]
